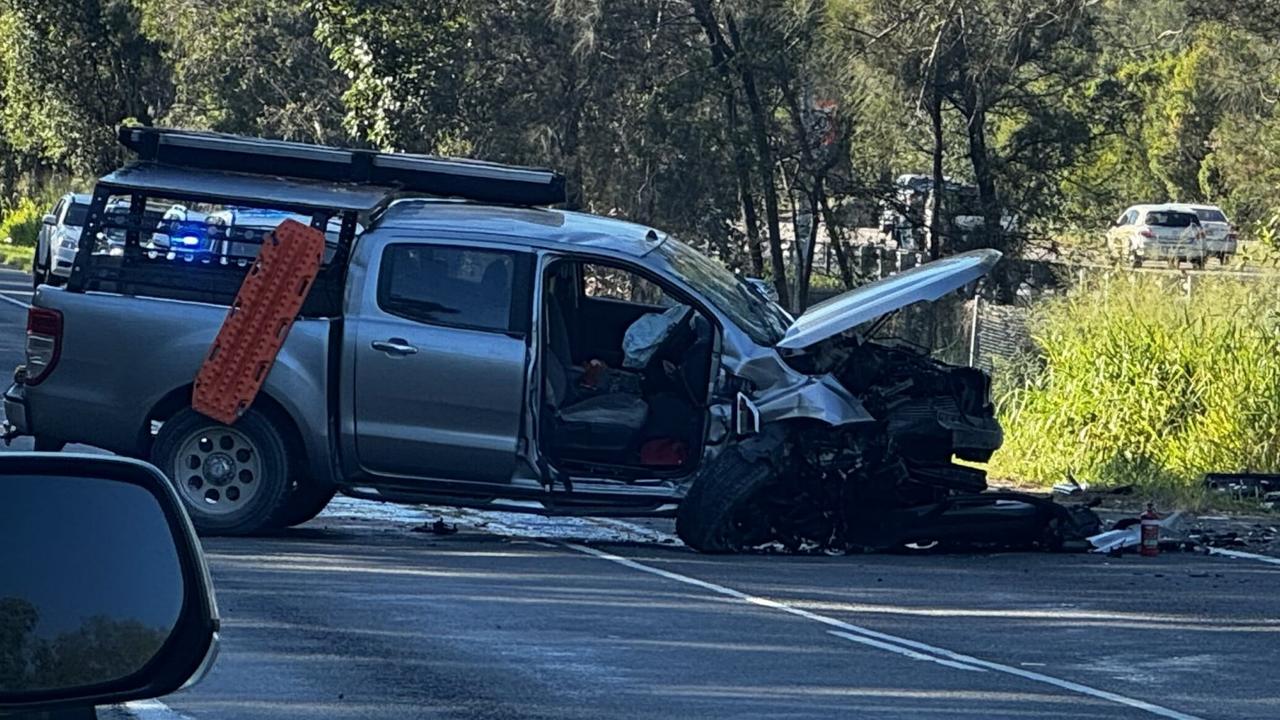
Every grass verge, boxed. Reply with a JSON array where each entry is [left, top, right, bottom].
[[0, 244, 34, 272], [988, 271, 1280, 508]]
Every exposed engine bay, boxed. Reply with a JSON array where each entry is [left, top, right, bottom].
[[702, 336, 1101, 553]]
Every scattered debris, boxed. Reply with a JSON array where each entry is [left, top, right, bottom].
[[1205, 473, 1280, 508], [1186, 524, 1277, 549], [1054, 475, 1087, 496], [411, 518, 458, 535], [1088, 510, 1186, 555], [1053, 476, 1132, 498]]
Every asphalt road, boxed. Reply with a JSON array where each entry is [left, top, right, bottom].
[[2, 266, 1278, 720]]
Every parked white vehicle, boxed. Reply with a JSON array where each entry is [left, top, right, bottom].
[[1176, 203, 1237, 263], [34, 193, 91, 288], [1107, 204, 1207, 268]]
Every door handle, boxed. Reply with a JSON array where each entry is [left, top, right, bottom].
[[371, 338, 418, 356]]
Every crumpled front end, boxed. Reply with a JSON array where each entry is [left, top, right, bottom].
[[681, 334, 1097, 553]]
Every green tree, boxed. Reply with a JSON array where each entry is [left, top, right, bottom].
[[0, 0, 170, 175], [138, 0, 349, 144]]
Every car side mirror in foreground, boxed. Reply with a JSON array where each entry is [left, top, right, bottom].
[[0, 455, 218, 718]]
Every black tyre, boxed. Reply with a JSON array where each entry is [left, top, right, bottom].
[[32, 436, 64, 452], [32, 249, 48, 289], [152, 408, 291, 535], [676, 447, 776, 553], [269, 477, 336, 529]]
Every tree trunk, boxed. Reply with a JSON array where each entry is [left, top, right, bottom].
[[963, 85, 1001, 251], [689, 0, 764, 277], [729, 98, 765, 277], [797, 188, 820, 311], [741, 185, 765, 277], [818, 190, 854, 288], [928, 77, 945, 260], [725, 13, 789, 306], [778, 79, 853, 288]]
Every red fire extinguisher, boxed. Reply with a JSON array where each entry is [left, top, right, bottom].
[[1140, 503, 1161, 557]]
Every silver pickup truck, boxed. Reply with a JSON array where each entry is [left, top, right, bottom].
[[6, 129, 1089, 553]]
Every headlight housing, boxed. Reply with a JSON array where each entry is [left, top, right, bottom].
[[56, 232, 79, 251]]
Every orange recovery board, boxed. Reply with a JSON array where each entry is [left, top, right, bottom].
[[192, 219, 326, 424]]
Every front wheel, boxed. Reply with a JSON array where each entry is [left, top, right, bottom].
[[676, 447, 777, 553], [152, 408, 291, 535]]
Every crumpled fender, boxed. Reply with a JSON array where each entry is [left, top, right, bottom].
[[753, 373, 875, 427]]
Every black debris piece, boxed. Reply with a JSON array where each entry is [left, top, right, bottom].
[[412, 519, 459, 535]]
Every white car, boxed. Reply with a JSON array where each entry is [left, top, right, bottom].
[[1107, 204, 1207, 268], [34, 193, 91, 288], [1177, 203, 1237, 263]]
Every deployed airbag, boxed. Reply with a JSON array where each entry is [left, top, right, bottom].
[[622, 304, 689, 369]]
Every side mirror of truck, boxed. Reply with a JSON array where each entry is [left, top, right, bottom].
[[41, 214, 55, 226], [0, 454, 218, 717]]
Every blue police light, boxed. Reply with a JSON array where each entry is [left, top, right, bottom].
[[170, 222, 208, 249]]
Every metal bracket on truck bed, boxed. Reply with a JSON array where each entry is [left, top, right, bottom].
[[192, 219, 325, 424]]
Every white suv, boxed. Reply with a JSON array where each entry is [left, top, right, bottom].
[[1107, 204, 1207, 268], [1178, 204, 1237, 263]]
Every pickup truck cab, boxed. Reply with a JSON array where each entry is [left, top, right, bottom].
[[4, 128, 1058, 553]]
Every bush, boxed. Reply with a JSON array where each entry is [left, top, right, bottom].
[[990, 273, 1280, 499], [0, 198, 46, 247]]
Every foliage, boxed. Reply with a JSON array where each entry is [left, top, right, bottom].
[[991, 273, 1280, 499], [0, 0, 1278, 294], [0, 197, 42, 247], [137, 0, 348, 144], [0, 0, 170, 176]]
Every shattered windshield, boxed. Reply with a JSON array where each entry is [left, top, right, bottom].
[[652, 236, 791, 346]]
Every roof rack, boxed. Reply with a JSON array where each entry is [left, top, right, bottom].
[[118, 126, 567, 206]]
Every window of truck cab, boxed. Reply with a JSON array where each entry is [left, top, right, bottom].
[[376, 243, 532, 335]]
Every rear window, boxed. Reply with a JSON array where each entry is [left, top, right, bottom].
[[63, 202, 90, 227], [378, 244, 526, 333], [1194, 208, 1227, 223], [1145, 211, 1198, 228]]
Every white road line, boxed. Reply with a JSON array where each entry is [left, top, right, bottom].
[[0, 292, 29, 309], [1207, 547, 1280, 566], [122, 699, 196, 719], [827, 630, 986, 673], [565, 543, 1205, 720]]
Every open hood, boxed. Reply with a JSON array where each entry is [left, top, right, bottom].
[[776, 249, 1001, 350]]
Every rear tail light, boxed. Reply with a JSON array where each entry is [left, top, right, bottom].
[[25, 307, 63, 385], [1139, 228, 1155, 238]]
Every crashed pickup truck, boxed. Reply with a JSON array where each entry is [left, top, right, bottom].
[[5, 127, 1096, 552]]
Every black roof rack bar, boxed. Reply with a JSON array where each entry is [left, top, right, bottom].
[[118, 126, 567, 206]]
